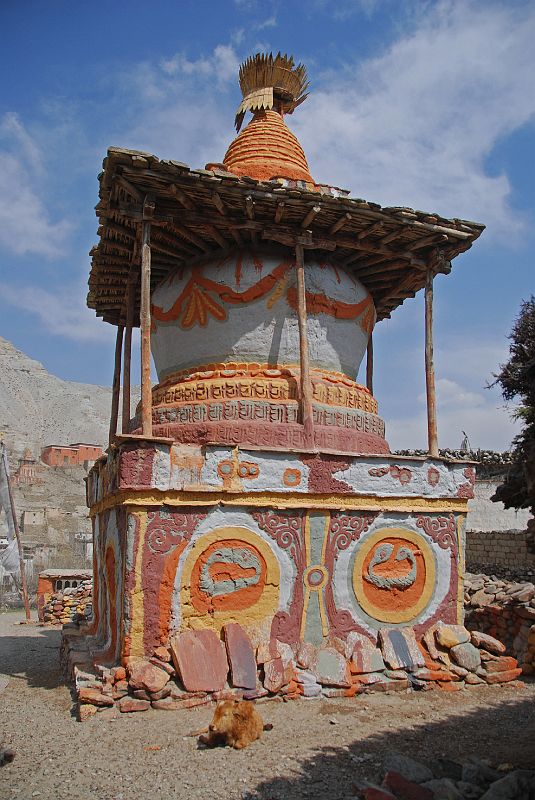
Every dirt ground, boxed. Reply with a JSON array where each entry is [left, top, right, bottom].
[[1, 611, 534, 800]]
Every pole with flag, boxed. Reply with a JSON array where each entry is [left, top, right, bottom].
[[0, 441, 31, 620]]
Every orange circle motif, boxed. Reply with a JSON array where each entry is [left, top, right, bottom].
[[190, 538, 267, 614], [361, 537, 426, 613], [283, 468, 302, 487]]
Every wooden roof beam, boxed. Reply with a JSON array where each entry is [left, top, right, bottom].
[[230, 228, 243, 246], [408, 233, 448, 251], [114, 174, 144, 203], [329, 212, 351, 235], [380, 228, 405, 246], [245, 196, 255, 220], [205, 225, 227, 248], [169, 184, 196, 210], [301, 204, 321, 229], [165, 222, 211, 253], [357, 221, 383, 240], [261, 228, 336, 251], [274, 202, 285, 223], [212, 192, 227, 215]]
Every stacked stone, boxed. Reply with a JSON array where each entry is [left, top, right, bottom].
[[464, 572, 535, 675], [42, 581, 93, 625], [355, 749, 535, 799], [73, 618, 523, 720]]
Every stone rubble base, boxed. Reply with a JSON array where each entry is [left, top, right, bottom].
[[60, 619, 525, 722]]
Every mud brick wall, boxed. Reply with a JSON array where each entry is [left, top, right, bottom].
[[466, 530, 535, 571]]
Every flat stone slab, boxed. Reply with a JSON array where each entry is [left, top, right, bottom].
[[378, 627, 425, 671], [347, 633, 386, 674], [470, 631, 506, 654], [263, 657, 285, 692], [170, 629, 228, 692], [314, 647, 351, 687], [223, 622, 257, 690]]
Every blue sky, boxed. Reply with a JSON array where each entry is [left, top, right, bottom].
[[0, 0, 533, 450]]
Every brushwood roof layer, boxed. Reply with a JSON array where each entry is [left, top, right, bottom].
[[88, 146, 484, 327]]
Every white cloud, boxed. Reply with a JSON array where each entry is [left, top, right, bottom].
[[254, 15, 277, 30], [293, 1, 535, 237], [0, 113, 73, 258], [382, 337, 521, 451], [160, 45, 239, 85], [0, 281, 109, 343]]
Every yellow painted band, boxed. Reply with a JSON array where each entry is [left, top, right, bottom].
[[89, 490, 469, 517], [353, 528, 436, 624], [129, 511, 146, 657]]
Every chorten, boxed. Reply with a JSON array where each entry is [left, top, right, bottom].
[[69, 53, 484, 685]]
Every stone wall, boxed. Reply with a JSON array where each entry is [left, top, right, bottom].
[[466, 530, 535, 572]]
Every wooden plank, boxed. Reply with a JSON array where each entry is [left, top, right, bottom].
[[140, 213, 153, 437], [295, 243, 314, 447], [425, 270, 439, 458], [122, 275, 135, 433]]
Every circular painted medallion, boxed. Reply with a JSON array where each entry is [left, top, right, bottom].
[[190, 538, 267, 613], [353, 528, 436, 624], [180, 526, 281, 632]]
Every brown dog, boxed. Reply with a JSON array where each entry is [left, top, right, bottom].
[[199, 700, 268, 750]]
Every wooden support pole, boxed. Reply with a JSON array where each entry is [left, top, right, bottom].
[[295, 243, 315, 447], [140, 215, 153, 437], [366, 333, 374, 395], [121, 276, 135, 433], [425, 269, 439, 458], [1, 444, 31, 620], [109, 325, 124, 445]]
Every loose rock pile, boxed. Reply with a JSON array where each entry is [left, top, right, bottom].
[[70, 619, 523, 721], [465, 572, 535, 675], [42, 581, 93, 625], [355, 749, 535, 800]]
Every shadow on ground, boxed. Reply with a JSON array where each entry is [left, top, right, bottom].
[[0, 621, 63, 690], [246, 692, 535, 800]]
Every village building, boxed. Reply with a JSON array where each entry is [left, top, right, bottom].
[[40, 443, 103, 469], [62, 53, 514, 700]]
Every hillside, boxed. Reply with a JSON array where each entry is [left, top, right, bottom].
[[0, 336, 113, 458]]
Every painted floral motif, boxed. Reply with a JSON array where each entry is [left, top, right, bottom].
[[146, 509, 207, 555], [251, 508, 306, 643], [416, 513, 457, 552]]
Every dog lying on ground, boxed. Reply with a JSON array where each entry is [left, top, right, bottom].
[[196, 700, 272, 750]]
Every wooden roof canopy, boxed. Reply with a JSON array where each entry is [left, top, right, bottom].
[[88, 54, 484, 329]]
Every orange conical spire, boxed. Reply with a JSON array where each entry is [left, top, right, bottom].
[[223, 53, 314, 184]]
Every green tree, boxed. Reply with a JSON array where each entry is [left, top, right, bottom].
[[492, 296, 535, 510]]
